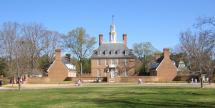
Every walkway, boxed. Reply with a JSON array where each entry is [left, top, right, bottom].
[[1, 83, 215, 90]]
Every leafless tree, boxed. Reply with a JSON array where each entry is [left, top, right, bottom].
[[41, 31, 61, 62], [21, 23, 54, 75], [0, 22, 20, 78], [179, 17, 215, 87], [0, 22, 61, 84]]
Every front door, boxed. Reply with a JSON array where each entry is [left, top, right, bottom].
[[110, 69, 115, 78]]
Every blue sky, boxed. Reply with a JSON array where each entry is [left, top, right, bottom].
[[0, 0, 215, 51]]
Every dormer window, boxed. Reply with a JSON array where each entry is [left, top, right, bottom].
[[109, 51, 112, 55], [103, 51, 106, 55], [123, 50, 126, 55], [94, 51, 98, 55], [97, 51, 102, 55], [115, 51, 118, 54]]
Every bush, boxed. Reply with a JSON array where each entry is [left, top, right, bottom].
[[2, 78, 10, 85]]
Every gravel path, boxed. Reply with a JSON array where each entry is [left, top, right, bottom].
[[1, 83, 215, 90]]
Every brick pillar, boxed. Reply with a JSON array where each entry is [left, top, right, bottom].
[[123, 33, 127, 47], [55, 49, 61, 61], [99, 34, 103, 46], [163, 48, 170, 59]]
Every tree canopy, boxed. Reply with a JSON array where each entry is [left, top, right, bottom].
[[62, 27, 96, 75]]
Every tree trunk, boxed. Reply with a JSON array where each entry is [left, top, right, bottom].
[[18, 77, 21, 91], [80, 62, 83, 76], [200, 75, 203, 88]]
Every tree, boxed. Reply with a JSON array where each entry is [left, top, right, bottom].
[[0, 58, 8, 76], [179, 17, 215, 87], [0, 22, 20, 78], [41, 31, 61, 62], [22, 23, 49, 75], [0, 22, 61, 90], [38, 54, 52, 76], [133, 42, 157, 75], [62, 27, 96, 75]]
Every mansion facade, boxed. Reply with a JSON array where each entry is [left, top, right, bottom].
[[91, 21, 136, 81]]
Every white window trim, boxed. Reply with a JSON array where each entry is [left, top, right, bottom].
[[105, 59, 108, 66], [96, 69, 99, 77], [116, 59, 118, 65], [97, 59, 101, 66], [124, 59, 127, 66]]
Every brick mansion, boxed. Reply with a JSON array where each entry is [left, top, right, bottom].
[[47, 19, 178, 83]]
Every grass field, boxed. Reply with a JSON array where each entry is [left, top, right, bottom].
[[0, 86, 215, 108]]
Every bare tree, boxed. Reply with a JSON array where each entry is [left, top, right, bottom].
[[21, 23, 50, 75], [179, 17, 215, 87], [0, 22, 20, 78], [41, 31, 61, 62], [62, 27, 96, 76], [39, 31, 61, 76]]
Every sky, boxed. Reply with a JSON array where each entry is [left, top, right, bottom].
[[0, 0, 215, 51]]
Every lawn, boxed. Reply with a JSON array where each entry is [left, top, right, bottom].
[[0, 86, 215, 108]]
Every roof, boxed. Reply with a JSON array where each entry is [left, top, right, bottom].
[[91, 43, 136, 59], [149, 56, 177, 71], [177, 60, 188, 71], [48, 57, 76, 73], [61, 58, 76, 72], [149, 56, 164, 70]]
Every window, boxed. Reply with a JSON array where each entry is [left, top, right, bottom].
[[96, 69, 100, 77], [94, 51, 97, 55], [111, 59, 118, 65], [116, 59, 118, 65], [109, 51, 112, 55], [97, 59, 101, 65], [97, 51, 100, 55], [104, 72, 107, 77], [115, 51, 118, 54], [124, 59, 128, 65], [103, 51, 105, 55], [111, 59, 116, 65], [105, 59, 108, 65], [123, 50, 126, 55]]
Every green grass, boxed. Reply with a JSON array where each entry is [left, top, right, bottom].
[[0, 86, 215, 108]]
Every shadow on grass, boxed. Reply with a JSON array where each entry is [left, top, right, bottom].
[[77, 98, 215, 108]]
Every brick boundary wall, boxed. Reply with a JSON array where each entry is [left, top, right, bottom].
[[27, 77, 50, 84], [66, 77, 107, 83], [115, 76, 158, 83], [67, 76, 158, 83]]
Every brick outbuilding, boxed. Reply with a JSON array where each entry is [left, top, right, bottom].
[[149, 48, 177, 81], [48, 49, 76, 81]]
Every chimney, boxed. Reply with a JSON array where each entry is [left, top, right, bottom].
[[123, 33, 127, 47], [55, 49, 61, 61], [154, 53, 161, 60], [99, 34, 103, 46], [65, 54, 71, 62], [163, 48, 170, 58]]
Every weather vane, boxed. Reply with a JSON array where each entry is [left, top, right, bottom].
[[112, 15, 115, 24]]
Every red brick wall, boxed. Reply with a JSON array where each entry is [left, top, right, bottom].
[[91, 58, 136, 77], [66, 77, 107, 82], [48, 49, 69, 81], [156, 57, 177, 81], [115, 76, 158, 83]]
